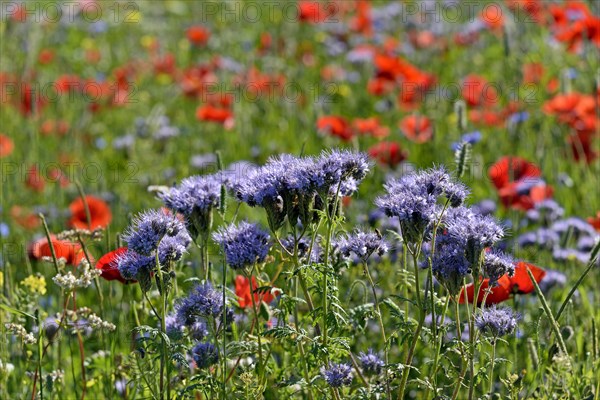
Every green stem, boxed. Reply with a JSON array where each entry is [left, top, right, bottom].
[[556, 260, 596, 322], [489, 340, 497, 395], [397, 245, 425, 400], [247, 269, 264, 369], [363, 262, 392, 400], [525, 267, 569, 357]]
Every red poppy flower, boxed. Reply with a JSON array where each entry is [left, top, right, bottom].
[[459, 262, 546, 305], [353, 117, 389, 138], [400, 114, 433, 143], [368, 142, 408, 168], [522, 63, 544, 84], [511, 262, 546, 294], [68, 196, 112, 230], [96, 247, 131, 283], [462, 75, 498, 108], [351, 0, 372, 36], [0, 134, 14, 157], [298, 1, 335, 23], [498, 181, 554, 210], [488, 156, 541, 190], [587, 212, 600, 231], [26, 165, 45, 192], [29, 236, 87, 266], [317, 115, 354, 141], [235, 275, 275, 308], [196, 105, 234, 127], [186, 25, 211, 46], [10, 206, 40, 229], [459, 275, 512, 305], [38, 49, 55, 65]]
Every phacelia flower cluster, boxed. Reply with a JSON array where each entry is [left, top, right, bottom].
[[213, 221, 271, 270], [320, 362, 353, 387], [358, 349, 384, 376], [375, 167, 469, 244], [176, 282, 224, 326], [118, 210, 191, 292], [334, 229, 389, 262], [475, 305, 519, 338], [159, 173, 228, 240], [235, 150, 370, 231]]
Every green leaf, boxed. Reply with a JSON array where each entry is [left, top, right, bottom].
[[0, 303, 35, 319]]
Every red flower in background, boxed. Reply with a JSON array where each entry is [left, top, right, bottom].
[[186, 25, 211, 46], [298, 1, 336, 24], [462, 75, 498, 108], [235, 275, 275, 308], [68, 196, 112, 230], [10, 206, 40, 230], [489, 156, 553, 210], [459, 262, 546, 305], [588, 212, 600, 231], [488, 156, 541, 190], [400, 114, 433, 143], [196, 105, 234, 128], [96, 247, 130, 283], [29, 236, 87, 266], [26, 165, 45, 192], [351, 0, 372, 36], [317, 115, 354, 141], [353, 117, 389, 139], [0, 134, 14, 157], [368, 142, 407, 168]]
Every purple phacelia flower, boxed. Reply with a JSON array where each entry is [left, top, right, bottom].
[[483, 250, 515, 286], [191, 342, 218, 369], [213, 221, 271, 270], [320, 362, 353, 387], [123, 210, 190, 256], [475, 305, 519, 338], [176, 282, 224, 325], [334, 230, 388, 262], [358, 349, 384, 376]]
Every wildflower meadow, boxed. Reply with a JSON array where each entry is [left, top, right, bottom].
[[1, 1, 599, 399]]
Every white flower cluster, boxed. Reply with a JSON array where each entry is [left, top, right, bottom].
[[0, 360, 15, 375], [52, 261, 101, 290], [4, 323, 36, 344], [64, 307, 116, 332], [41, 256, 67, 268], [87, 313, 116, 331]]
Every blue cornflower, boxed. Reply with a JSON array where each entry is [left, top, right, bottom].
[[320, 362, 353, 387], [335, 230, 388, 262], [475, 306, 519, 338], [451, 131, 482, 151], [123, 210, 190, 256], [358, 349, 384, 376], [176, 282, 224, 325], [191, 342, 218, 369], [483, 250, 515, 286], [213, 221, 271, 270]]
